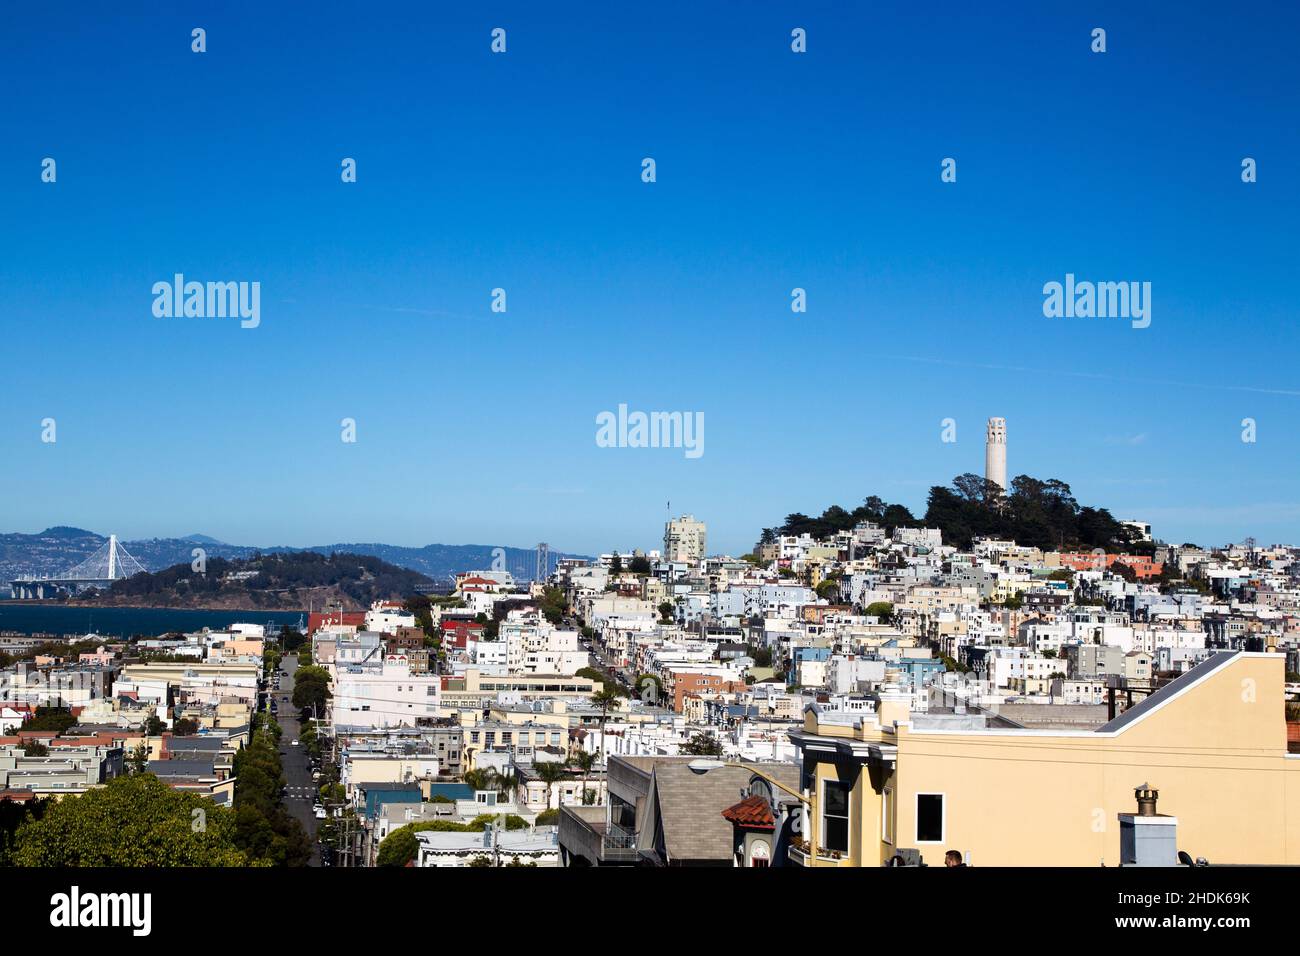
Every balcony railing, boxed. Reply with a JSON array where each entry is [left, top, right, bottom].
[[602, 823, 639, 862]]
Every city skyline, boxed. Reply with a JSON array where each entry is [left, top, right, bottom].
[[3, 0, 1299, 917], [3, 2, 1298, 556]]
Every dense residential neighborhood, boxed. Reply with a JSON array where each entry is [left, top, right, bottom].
[[4, 447, 1300, 869], [6, 0, 1291, 940]]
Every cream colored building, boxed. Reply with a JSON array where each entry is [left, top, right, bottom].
[[438, 669, 598, 711], [664, 515, 707, 565], [789, 651, 1300, 866]]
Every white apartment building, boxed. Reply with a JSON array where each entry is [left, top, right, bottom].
[[332, 655, 441, 729], [498, 611, 588, 676], [826, 655, 888, 694], [0, 664, 109, 709], [581, 595, 655, 630], [985, 649, 1060, 688], [797, 658, 828, 688], [468, 638, 509, 674], [1020, 621, 1071, 655], [1071, 620, 1137, 653], [415, 827, 560, 868], [894, 527, 943, 550], [365, 601, 416, 635]]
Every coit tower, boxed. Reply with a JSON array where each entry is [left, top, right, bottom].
[[985, 417, 1007, 491]]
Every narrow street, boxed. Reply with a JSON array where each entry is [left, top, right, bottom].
[[276, 654, 321, 865]]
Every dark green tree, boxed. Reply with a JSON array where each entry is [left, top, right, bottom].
[[12, 774, 256, 866], [376, 826, 420, 867], [681, 732, 724, 756]]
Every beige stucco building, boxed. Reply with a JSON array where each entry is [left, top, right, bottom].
[[790, 651, 1300, 866]]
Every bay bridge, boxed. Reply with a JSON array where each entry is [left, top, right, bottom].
[[9, 535, 149, 599]]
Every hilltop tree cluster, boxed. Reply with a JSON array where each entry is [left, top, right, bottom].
[[763, 474, 1141, 553]]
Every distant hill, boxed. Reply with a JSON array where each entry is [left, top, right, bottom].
[[0, 529, 587, 585], [41, 526, 99, 539], [75, 551, 435, 611], [299, 542, 576, 583], [181, 533, 225, 545], [0, 528, 107, 579]]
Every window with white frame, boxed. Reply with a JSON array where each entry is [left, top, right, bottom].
[[821, 780, 850, 853]]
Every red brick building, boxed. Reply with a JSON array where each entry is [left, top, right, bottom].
[[672, 673, 747, 712]]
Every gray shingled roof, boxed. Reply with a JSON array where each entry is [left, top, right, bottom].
[[166, 736, 225, 752], [147, 758, 216, 779], [650, 762, 799, 863]]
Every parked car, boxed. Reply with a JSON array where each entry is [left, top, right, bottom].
[[291, 739, 299, 746], [313, 805, 326, 819]]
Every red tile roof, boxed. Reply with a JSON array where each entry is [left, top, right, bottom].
[[721, 794, 775, 829], [308, 611, 366, 633]]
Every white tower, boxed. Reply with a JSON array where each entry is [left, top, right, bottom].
[[985, 418, 1007, 491]]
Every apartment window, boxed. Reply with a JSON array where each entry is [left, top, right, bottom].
[[882, 788, 894, 844], [821, 781, 850, 853], [916, 793, 945, 843]]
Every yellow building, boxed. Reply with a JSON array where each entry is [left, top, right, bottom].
[[789, 651, 1300, 866]]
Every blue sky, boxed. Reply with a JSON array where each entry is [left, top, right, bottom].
[[1, 1, 1297, 557]]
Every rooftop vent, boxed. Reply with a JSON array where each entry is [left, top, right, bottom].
[[1135, 783, 1158, 817]]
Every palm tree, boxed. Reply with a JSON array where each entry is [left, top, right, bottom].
[[464, 767, 495, 793], [569, 750, 597, 805], [492, 767, 519, 802], [590, 685, 622, 763], [533, 760, 568, 810]]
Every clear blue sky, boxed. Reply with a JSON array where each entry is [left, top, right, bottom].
[[2, 2, 1297, 556]]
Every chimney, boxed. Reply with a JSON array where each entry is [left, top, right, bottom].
[[875, 669, 912, 727], [1117, 782, 1178, 866]]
